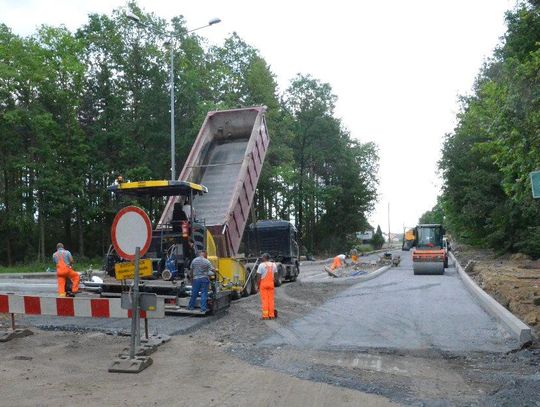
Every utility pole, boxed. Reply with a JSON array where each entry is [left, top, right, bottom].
[[388, 202, 391, 248]]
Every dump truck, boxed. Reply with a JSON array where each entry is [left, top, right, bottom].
[[412, 224, 448, 275], [94, 106, 270, 313], [402, 228, 415, 251], [243, 220, 300, 286]]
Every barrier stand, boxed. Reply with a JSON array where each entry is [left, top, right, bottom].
[[0, 312, 33, 343], [109, 247, 154, 373], [0, 291, 166, 375]]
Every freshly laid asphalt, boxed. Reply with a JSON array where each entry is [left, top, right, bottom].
[[261, 251, 517, 353]]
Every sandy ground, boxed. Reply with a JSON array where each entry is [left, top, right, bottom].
[[452, 242, 540, 337], [0, 330, 396, 407]]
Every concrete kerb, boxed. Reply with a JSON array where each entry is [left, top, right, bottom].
[[0, 270, 106, 279], [331, 264, 392, 283], [0, 272, 55, 279], [301, 249, 395, 267], [356, 265, 392, 282], [314, 264, 392, 284], [449, 251, 532, 346]]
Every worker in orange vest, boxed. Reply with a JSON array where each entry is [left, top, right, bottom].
[[330, 254, 348, 270], [256, 253, 276, 319], [350, 248, 359, 264], [53, 243, 80, 297]]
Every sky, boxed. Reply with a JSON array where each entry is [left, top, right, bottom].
[[1, 0, 517, 233]]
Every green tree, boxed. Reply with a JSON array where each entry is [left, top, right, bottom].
[[0, 2, 381, 265], [440, 0, 540, 256], [371, 225, 385, 250], [418, 197, 445, 225]]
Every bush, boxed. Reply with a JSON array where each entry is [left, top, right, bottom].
[[356, 244, 374, 254]]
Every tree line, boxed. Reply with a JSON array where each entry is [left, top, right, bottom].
[[0, 2, 378, 265], [435, 0, 540, 257]]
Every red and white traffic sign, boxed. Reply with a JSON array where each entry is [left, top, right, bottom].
[[111, 206, 152, 260]]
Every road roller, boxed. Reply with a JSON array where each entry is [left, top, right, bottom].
[[412, 224, 448, 275]]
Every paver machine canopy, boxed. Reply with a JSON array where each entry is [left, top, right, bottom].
[[105, 179, 212, 282]]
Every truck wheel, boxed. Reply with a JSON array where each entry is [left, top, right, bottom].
[[241, 270, 251, 297], [274, 265, 283, 287], [209, 299, 218, 315], [290, 265, 299, 282], [250, 273, 259, 295]]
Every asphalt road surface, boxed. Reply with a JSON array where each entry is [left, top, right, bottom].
[[262, 252, 517, 353], [0, 252, 517, 352], [0, 278, 57, 293]]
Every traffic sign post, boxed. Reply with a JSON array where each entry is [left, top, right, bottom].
[[108, 206, 154, 374], [130, 247, 141, 358], [530, 171, 540, 199]]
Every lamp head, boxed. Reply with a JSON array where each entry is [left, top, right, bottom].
[[126, 11, 141, 23]]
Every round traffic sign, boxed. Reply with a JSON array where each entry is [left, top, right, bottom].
[[111, 206, 152, 260]]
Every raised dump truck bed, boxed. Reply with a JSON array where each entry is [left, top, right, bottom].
[[160, 106, 270, 257]]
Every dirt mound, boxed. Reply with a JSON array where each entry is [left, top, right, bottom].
[[510, 253, 532, 262], [454, 244, 540, 332]]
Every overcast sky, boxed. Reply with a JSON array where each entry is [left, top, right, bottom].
[[1, 0, 516, 232]]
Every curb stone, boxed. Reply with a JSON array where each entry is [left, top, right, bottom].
[[449, 251, 532, 346]]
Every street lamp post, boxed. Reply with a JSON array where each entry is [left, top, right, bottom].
[[167, 17, 221, 181], [168, 41, 175, 180], [127, 12, 221, 181]]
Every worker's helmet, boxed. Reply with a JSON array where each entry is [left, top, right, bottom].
[[261, 253, 270, 261]]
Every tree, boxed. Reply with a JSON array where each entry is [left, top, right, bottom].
[[418, 197, 445, 225], [0, 2, 381, 265], [371, 225, 385, 250], [440, 1, 540, 256]]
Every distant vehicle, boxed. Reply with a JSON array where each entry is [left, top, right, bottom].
[[412, 224, 448, 275], [402, 228, 415, 251], [244, 220, 300, 286]]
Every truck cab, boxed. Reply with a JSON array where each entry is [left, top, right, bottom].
[[244, 220, 300, 286]]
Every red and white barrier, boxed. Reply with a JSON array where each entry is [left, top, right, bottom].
[[0, 294, 165, 319]]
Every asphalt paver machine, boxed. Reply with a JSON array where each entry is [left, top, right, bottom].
[[98, 179, 231, 314]]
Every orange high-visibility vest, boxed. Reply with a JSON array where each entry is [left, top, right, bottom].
[[55, 250, 70, 274], [330, 256, 343, 270], [260, 262, 275, 318], [55, 250, 80, 296], [260, 262, 274, 289]]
